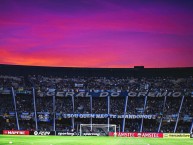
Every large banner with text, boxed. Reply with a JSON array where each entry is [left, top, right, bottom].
[[62, 114, 156, 119]]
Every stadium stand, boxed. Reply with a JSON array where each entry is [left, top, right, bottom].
[[0, 64, 193, 133]]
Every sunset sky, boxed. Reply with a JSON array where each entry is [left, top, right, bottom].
[[0, 0, 193, 68]]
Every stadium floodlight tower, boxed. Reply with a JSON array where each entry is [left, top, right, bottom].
[[80, 124, 117, 136]]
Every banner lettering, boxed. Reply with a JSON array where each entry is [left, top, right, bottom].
[[53, 91, 183, 97], [62, 114, 156, 119]]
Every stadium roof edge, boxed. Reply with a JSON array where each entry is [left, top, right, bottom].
[[0, 63, 193, 69], [0, 64, 193, 77]]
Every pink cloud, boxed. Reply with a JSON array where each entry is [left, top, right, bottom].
[[0, 0, 193, 68]]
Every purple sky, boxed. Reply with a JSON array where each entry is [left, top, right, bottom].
[[0, 0, 193, 68]]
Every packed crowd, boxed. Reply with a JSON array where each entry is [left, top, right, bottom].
[[28, 75, 193, 92], [0, 74, 193, 133], [1, 75, 192, 92]]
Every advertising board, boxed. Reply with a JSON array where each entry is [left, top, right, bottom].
[[164, 133, 190, 138], [3, 130, 29, 135], [109, 132, 163, 138]]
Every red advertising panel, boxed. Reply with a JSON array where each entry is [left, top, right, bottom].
[[109, 132, 163, 138], [3, 130, 29, 135]]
